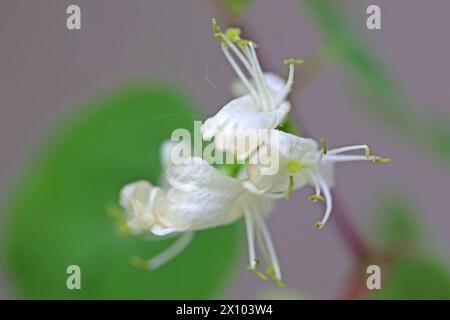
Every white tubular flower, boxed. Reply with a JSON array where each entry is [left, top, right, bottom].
[[244, 130, 390, 229], [201, 19, 304, 159], [120, 148, 284, 284]]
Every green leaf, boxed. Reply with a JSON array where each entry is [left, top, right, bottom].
[[372, 258, 450, 300], [301, 0, 450, 166], [372, 194, 422, 248], [367, 192, 450, 299], [2, 85, 241, 299], [224, 0, 253, 15]]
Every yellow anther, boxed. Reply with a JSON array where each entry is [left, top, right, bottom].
[[373, 156, 391, 164], [224, 27, 241, 42], [315, 221, 323, 229], [308, 195, 325, 202], [212, 18, 220, 36], [320, 138, 328, 155], [364, 144, 371, 158], [247, 266, 269, 281], [283, 58, 305, 65], [130, 256, 150, 271], [107, 205, 131, 236], [267, 267, 286, 288]]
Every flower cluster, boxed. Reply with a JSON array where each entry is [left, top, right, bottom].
[[118, 19, 390, 286]]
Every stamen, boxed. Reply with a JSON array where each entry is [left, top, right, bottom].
[[247, 266, 269, 281], [244, 206, 257, 269], [221, 45, 259, 103], [316, 174, 333, 228], [364, 145, 371, 158], [373, 156, 391, 163], [284, 175, 294, 200], [212, 18, 222, 42], [254, 214, 282, 281], [224, 27, 254, 48], [283, 59, 305, 65], [267, 267, 287, 288], [308, 195, 325, 202], [275, 64, 295, 107], [130, 232, 194, 270], [248, 43, 272, 111], [327, 144, 370, 156], [306, 171, 322, 199], [107, 205, 131, 235], [320, 138, 328, 155], [323, 155, 391, 163]]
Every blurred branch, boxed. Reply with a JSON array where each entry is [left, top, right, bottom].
[[300, 0, 450, 167]]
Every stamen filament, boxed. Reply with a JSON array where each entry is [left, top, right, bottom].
[[316, 175, 332, 228], [221, 35, 253, 72], [254, 213, 282, 281], [132, 232, 194, 270], [275, 64, 295, 107], [248, 43, 272, 111], [327, 144, 369, 156], [221, 45, 259, 103], [244, 206, 257, 269], [323, 155, 388, 162]]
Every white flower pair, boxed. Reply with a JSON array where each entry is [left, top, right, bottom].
[[118, 20, 389, 285]]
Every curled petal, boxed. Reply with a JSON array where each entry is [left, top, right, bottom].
[[201, 95, 290, 158], [119, 180, 164, 232]]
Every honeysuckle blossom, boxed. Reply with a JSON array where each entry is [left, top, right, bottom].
[[243, 130, 390, 228], [201, 19, 303, 159], [118, 19, 389, 286], [119, 143, 285, 284]]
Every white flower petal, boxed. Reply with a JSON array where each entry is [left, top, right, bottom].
[[201, 95, 290, 158], [158, 157, 246, 232], [119, 180, 163, 232], [245, 130, 322, 194]]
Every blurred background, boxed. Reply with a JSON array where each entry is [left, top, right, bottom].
[[0, 0, 449, 299]]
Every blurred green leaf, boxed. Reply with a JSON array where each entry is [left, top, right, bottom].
[[373, 194, 421, 248], [372, 258, 450, 300], [300, 0, 450, 165], [367, 192, 450, 299], [224, 0, 253, 15], [3, 85, 241, 299]]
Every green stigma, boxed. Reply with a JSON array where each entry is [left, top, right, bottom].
[[320, 138, 328, 155], [315, 221, 323, 229], [308, 194, 325, 202], [283, 58, 305, 65], [130, 256, 151, 271], [373, 156, 391, 164], [247, 266, 269, 281], [287, 159, 302, 173], [284, 175, 295, 200]]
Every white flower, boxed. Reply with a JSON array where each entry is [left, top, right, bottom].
[[201, 20, 303, 159], [120, 144, 284, 284], [244, 130, 390, 229]]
